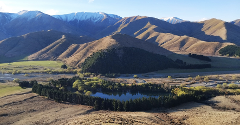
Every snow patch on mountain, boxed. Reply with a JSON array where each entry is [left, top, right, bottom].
[[53, 12, 122, 23], [160, 17, 185, 24], [0, 12, 18, 21], [15, 10, 46, 20]]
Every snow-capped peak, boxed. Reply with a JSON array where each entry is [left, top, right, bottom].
[[53, 12, 122, 23], [160, 17, 185, 24], [15, 10, 45, 20]]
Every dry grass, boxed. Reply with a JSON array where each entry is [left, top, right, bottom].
[[168, 53, 240, 69], [168, 95, 240, 125], [64, 34, 172, 67], [1, 90, 240, 125]]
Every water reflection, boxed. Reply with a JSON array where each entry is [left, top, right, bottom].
[[91, 91, 170, 101]]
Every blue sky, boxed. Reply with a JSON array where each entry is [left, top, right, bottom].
[[0, 0, 239, 21]]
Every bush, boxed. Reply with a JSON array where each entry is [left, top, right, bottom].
[[223, 83, 228, 88], [187, 77, 193, 81], [24, 74, 29, 77], [61, 64, 68, 69], [228, 83, 239, 89], [85, 91, 92, 96], [13, 78, 20, 83], [204, 77, 209, 83], [195, 75, 201, 81], [232, 75, 237, 80], [216, 84, 222, 88]]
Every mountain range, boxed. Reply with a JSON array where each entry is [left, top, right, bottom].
[[1, 10, 240, 67], [160, 17, 186, 24]]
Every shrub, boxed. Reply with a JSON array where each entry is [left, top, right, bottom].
[[133, 75, 138, 78], [73, 80, 81, 89], [24, 74, 29, 77], [13, 78, 20, 83], [61, 64, 68, 69], [204, 77, 209, 83], [78, 73, 84, 78], [188, 77, 193, 81], [216, 84, 222, 88], [228, 83, 238, 89], [232, 75, 237, 80], [195, 75, 201, 81], [168, 76, 172, 79], [223, 83, 228, 88], [85, 91, 92, 96]]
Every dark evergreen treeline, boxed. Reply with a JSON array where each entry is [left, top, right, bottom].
[[49, 77, 171, 94], [81, 47, 179, 74], [30, 76, 223, 111], [188, 53, 211, 62], [81, 47, 213, 74], [32, 82, 220, 111], [175, 59, 211, 69], [18, 80, 37, 88], [219, 45, 240, 56]]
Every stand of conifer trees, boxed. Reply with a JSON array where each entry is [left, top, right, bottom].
[[32, 81, 216, 111], [188, 53, 211, 62]]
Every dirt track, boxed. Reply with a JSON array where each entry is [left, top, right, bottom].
[[1, 92, 240, 125]]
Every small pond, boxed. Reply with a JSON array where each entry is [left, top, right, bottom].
[[91, 91, 170, 101]]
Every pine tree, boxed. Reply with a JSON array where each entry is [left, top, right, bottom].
[[124, 100, 130, 111], [129, 99, 134, 111], [101, 100, 106, 110], [112, 99, 118, 111], [94, 100, 99, 110], [117, 100, 123, 111]]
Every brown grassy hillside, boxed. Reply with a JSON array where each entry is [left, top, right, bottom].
[[0, 30, 93, 58], [232, 19, 240, 27], [97, 17, 240, 55], [137, 32, 234, 55], [61, 34, 172, 67], [28, 35, 94, 60]]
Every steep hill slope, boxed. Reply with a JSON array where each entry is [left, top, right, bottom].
[[0, 30, 93, 58], [53, 12, 122, 35], [6, 10, 87, 36], [97, 17, 240, 55], [28, 35, 94, 60], [81, 47, 178, 74], [0, 12, 17, 40], [60, 34, 172, 67], [137, 32, 233, 55], [94, 16, 148, 38], [232, 19, 240, 27], [0, 11, 87, 41], [0, 11, 123, 41]]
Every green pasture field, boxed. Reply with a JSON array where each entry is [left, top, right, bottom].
[[0, 61, 72, 74], [0, 84, 31, 97], [0, 61, 63, 68]]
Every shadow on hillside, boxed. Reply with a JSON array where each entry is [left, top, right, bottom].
[[122, 17, 226, 43], [173, 22, 225, 42], [225, 22, 240, 45]]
